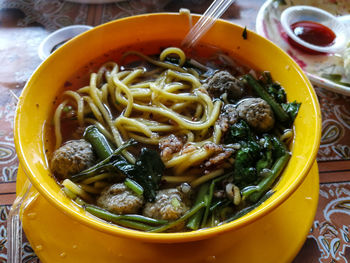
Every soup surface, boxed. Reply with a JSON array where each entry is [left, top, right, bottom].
[[47, 44, 300, 233]]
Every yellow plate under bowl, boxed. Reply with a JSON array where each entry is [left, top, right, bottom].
[[18, 162, 319, 263]]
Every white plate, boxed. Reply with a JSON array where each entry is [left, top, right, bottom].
[[256, 0, 350, 96]]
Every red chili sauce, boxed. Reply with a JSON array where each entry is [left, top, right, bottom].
[[291, 20, 336, 47]]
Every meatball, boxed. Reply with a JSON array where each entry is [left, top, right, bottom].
[[143, 188, 190, 221], [205, 71, 244, 101], [236, 98, 275, 132], [217, 104, 239, 132], [50, 139, 96, 178], [97, 183, 144, 214]]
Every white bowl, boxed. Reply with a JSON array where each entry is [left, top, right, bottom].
[[38, 25, 93, 60]]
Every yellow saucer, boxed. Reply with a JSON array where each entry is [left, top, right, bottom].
[[18, 162, 319, 263]]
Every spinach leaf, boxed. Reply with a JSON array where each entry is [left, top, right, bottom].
[[111, 156, 135, 175], [266, 83, 287, 103], [118, 148, 164, 202], [134, 148, 165, 201], [271, 135, 287, 159], [256, 135, 273, 174], [233, 141, 262, 185], [225, 119, 251, 144], [282, 101, 301, 125]]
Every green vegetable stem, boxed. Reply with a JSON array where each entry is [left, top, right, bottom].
[[201, 174, 231, 228], [124, 178, 144, 196], [84, 125, 114, 160], [118, 148, 165, 202], [241, 151, 290, 203], [71, 142, 165, 202], [222, 190, 274, 224], [85, 204, 167, 231], [70, 139, 137, 182], [186, 183, 210, 230], [150, 201, 206, 233]]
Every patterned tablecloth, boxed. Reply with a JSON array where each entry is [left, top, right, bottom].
[[0, 0, 349, 262]]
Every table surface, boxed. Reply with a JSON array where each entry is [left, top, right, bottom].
[[0, 0, 349, 262]]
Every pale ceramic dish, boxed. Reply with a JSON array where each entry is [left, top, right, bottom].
[[256, 0, 350, 96], [38, 25, 93, 60], [15, 13, 321, 261]]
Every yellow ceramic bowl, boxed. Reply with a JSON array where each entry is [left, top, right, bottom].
[[15, 13, 321, 247]]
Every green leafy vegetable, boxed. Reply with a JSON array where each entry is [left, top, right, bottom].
[[233, 140, 262, 185], [241, 135, 290, 203], [267, 83, 287, 104], [225, 120, 251, 144], [84, 204, 167, 231], [70, 139, 137, 182], [222, 190, 275, 224], [241, 152, 290, 203], [186, 183, 210, 230], [201, 174, 231, 228], [321, 73, 350, 87], [282, 101, 301, 123], [70, 144, 164, 202], [128, 148, 165, 202], [149, 201, 206, 233], [256, 135, 273, 174], [97, 148, 165, 202]]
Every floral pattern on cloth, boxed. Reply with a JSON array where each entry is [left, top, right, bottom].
[[0, 206, 39, 263], [0, 0, 89, 30], [0, 103, 18, 183], [316, 87, 350, 160], [294, 182, 350, 263]]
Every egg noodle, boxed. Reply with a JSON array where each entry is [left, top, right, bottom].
[[54, 47, 224, 182]]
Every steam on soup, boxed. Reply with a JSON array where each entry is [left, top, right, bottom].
[[48, 46, 300, 233]]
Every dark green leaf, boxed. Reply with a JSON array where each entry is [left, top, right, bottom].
[[256, 134, 274, 174], [267, 83, 286, 103], [225, 120, 251, 144], [127, 148, 165, 202], [282, 101, 301, 124], [234, 146, 259, 185], [271, 135, 287, 159]]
